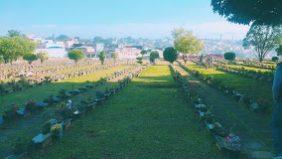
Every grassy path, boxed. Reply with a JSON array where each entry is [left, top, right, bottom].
[[32, 65, 225, 159], [175, 64, 273, 155]]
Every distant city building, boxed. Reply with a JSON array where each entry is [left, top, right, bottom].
[[115, 46, 142, 59], [95, 43, 104, 53], [36, 40, 67, 58]]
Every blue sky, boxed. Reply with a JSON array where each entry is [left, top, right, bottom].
[[0, 0, 249, 39]]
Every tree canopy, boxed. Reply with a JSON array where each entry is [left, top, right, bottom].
[[163, 47, 178, 63], [224, 52, 236, 61], [23, 54, 38, 64], [149, 51, 160, 64], [68, 50, 84, 63], [0, 36, 36, 63], [243, 24, 281, 62], [172, 28, 204, 55], [211, 0, 282, 26]]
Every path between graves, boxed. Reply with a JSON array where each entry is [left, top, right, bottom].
[[174, 64, 273, 157], [0, 66, 130, 158], [31, 65, 226, 159]]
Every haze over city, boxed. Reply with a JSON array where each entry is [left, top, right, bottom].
[[0, 0, 249, 39]]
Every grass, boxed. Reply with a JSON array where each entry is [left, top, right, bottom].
[[0, 65, 130, 114], [185, 62, 272, 106], [32, 65, 224, 159]]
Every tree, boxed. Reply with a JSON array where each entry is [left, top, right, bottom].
[[23, 54, 38, 64], [140, 50, 147, 57], [7, 30, 21, 37], [68, 50, 84, 63], [224, 52, 236, 61], [0, 36, 36, 63], [111, 52, 118, 63], [37, 52, 49, 63], [276, 45, 282, 56], [136, 57, 143, 65], [98, 51, 106, 65], [272, 56, 279, 62], [211, 0, 282, 26], [172, 28, 204, 63], [243, 24, 281, 62], [56, 34, 70, 41], [163, 47, 178, 63], [149, 51, 160, 64]]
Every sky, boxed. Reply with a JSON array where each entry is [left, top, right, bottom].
[[0, 0, 250, 39]]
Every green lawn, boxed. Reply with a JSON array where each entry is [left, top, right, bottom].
[[32, 65, 224, 159], [185, 62, 272, 106], [0, 65, 129, 114]]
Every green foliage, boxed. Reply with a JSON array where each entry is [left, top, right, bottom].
[[98, 51, 106, 65], [68, 50, 84, 63], [111, 52, 118, 62], [163, 47, 178, 63], [149, 51, 159, 64], [272, 56, 279, 62], [136, 57, 143, 64], [243, 24, 281, 62], [211, 0, 282, 26], [276, 45, 282, 56], [37, 52, 49, 63], [172, 28, 204, 55], [140, 50, 147, 57], [23, 54, 38, 64], [56, 34, 70, 41], [0, 36, 36, 63], [224, 52, 236, 61], [7, 30, 22, 37]]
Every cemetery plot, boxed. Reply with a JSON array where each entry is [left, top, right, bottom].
[[173, 63, 273, 158], [0, 65, 143, 158], [29, 65, 225, 159], [0, 65, 132, 113], [180, 61, 273, 113]]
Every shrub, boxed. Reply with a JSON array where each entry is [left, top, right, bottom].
[[272, 56, 279, 62], [23, 54, 38, 64], [68, 50, 84, 63], [224, 52, 236, 61], [163, 47, 178, 63]]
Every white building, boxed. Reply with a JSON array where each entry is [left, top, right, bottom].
[[36, 41, 67, 58], [115, 46, 141, 59]]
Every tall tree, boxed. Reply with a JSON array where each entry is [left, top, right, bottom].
[[98, 51, 106, 65], [211, 0, 282, 26], [243, 24, 281, 62], [172, 28, 204, 63], [0, 36, 36, 63], [68, 50, 84, 63], [111, 52, 118, 63]]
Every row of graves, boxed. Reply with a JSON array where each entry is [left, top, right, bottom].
[[0, 65, 143, 128], [213, 62, 273, 82], [4, 65, 146, 159], [0, 61, 131, 95], [236, 60, 276, 71], [178, 62, 271, 113], [170, 65, 242, 155]]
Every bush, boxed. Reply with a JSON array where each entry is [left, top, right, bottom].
[[23, 54, 38, 64], [149, 51, 160, 64], [68, 50, 84, 63], [163, 47, 178, 63], [272, 56, 279, 62], [277, 45, 282, 56], [224, 52, 236, 61]]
